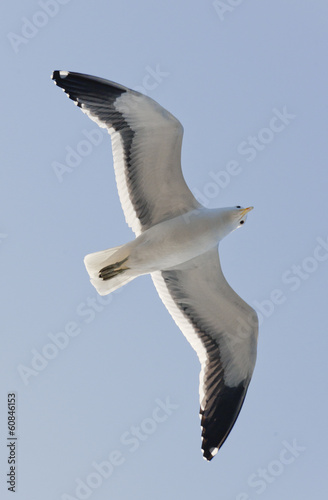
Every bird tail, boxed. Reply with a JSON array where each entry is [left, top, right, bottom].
[[84, 244, 138, 296]]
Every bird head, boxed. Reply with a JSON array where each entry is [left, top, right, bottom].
[[234, 206, 254, 228]]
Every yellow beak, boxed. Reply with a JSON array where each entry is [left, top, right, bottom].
[[240, 206, 254, 218]]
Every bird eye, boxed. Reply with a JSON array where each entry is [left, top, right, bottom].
[[236, 205, 241, 209], [240, 220, 245, 225]]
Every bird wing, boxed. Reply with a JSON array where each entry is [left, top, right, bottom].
[[151, 247, 258, 460], [52, 71, 200, 235]]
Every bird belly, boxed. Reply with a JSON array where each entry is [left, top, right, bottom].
[[127, 211, 221, 272]]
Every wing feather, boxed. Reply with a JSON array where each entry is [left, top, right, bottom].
[[152, 248, 258, 460], [52, 71, 200, 235]]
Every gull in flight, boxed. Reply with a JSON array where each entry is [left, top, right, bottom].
[[52, 71, 258, 461]]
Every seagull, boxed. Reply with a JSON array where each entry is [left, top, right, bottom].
[[52, 71, 258, 461]]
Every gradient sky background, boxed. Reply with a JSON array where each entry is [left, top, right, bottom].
[[1, 1, 328, 499]]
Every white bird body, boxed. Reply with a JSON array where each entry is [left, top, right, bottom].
[[118, 208, 238, 274], [52, 70, 259, 461]]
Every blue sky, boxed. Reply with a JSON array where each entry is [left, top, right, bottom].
[[1, 1, 328, 499]]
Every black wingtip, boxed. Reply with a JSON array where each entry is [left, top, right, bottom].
[[200, 382, 248, 462], [202, 446, 217, 461], [51, 70, 129, 108], [201, 433, 219, 461], [52, 70, 69, 83]]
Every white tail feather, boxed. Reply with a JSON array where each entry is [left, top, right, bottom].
[[84, 244, 138, 296], [84, 245, 122, 279]]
